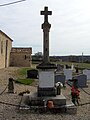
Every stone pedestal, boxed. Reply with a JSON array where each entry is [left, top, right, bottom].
[[38, 87, 56, 97], [37, 67, 57, 97]]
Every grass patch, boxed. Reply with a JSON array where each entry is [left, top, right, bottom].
[[19, 68, 32, 77], [18, 67, 38, 77], [54, 61, 90, 69], [15, 79, 34, 85]]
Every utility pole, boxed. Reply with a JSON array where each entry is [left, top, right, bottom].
[[82, 52, 83, 63]]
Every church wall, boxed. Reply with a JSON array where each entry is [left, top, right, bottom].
[[0, 31, 12, 69]]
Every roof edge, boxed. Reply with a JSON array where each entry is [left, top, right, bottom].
[[0, 30, 13, 42]]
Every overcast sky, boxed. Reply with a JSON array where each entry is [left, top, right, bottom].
[[0, 0, 90, 56]]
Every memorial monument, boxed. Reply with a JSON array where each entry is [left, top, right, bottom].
[[37, 6, 57, 96], [20, 7, 77, 114]]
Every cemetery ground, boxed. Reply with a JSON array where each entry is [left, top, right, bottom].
[[0, 66, 90, 120]]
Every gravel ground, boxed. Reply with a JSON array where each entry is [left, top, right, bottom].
[[0, 67, 90, 120]]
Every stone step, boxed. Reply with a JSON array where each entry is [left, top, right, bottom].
[[19, 92, 77, 114], [65, 104, 77, 114]]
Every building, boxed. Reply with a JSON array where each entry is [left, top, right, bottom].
[[0, 30, 13, 69], [10, 47, 32, 67], [0, 30, 32, 69]]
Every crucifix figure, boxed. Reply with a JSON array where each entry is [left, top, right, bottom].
[[40, 6, 52, 63]]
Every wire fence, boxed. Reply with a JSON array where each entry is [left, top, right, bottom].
[[0, 0, 26, 7]]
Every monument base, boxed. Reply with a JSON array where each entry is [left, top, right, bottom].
[[20, 92, 66, 107], [38, 87, 56, 97], [19, 92, 77, 114]]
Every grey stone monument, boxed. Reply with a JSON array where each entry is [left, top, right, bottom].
[[37, 6, 57, 97], [20, 7, 77, 114], [41, 6, 51, 63], [37, 6, 56, 69]]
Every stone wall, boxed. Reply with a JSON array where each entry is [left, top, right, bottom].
[[10, 47, 32, 67], [0, 30, 12, 69]]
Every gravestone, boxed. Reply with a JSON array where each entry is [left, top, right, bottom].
[[64, 69, 72, 80], [75, 66, 79, 73], [57, 64, 64, 71], [71, 64, 74, 70], [83, 69, 90, 80], [73, 74, 87, 87], [27, 69, 38, 79], [55, 74, 65, 85], [65, 64, 71, 69]]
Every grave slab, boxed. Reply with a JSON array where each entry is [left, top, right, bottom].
[[55, 74, 66, 85], [64, 69, 72, 80], [83, 69, 90, 80], [73, 74, 87, 87]]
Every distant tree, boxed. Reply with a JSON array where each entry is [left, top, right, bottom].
[[35, 52, 42, 57]]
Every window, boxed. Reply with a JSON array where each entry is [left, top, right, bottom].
[[25, 55, 26, 59], [1, 41, 3, 54]]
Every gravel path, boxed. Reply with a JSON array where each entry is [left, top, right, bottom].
[[0, 67, 90, 120]]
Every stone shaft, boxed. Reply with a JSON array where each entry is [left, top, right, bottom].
[[40, 6, 52, 63]]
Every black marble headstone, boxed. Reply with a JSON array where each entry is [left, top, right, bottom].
[[27, 69, 38, 79]]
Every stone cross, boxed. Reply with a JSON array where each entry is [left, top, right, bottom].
[[40, 6, 52, 63], [40, 7, 52, 22]]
